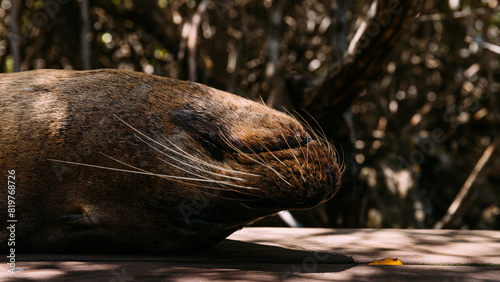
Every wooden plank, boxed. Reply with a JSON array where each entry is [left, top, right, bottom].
[[225, 228, 500, 265], [2, 262, 500, 281], [2, 228, 499, 281]]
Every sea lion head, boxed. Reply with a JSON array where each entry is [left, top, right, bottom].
[[164, 84, 342, 211], [108, 80, 344, 252]]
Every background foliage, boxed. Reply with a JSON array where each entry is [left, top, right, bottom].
[[1, 0, 499, 229]]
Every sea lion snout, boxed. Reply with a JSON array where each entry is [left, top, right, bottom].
[[168, 95, 342, 210]]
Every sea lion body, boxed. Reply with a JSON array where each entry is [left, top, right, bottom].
[[0, 69, 341, 253]]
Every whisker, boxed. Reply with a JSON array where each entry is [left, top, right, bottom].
[[98, 153, 257, 195], [301, 110, 330, 145], [135, 134, 267, 193], [280, 131, 306, 182], [258, 96, 267, 106], [49, 158, 241, 186], [113, 115, 261, 178], [294, 109, 344, 170], [293, 110, 328, 144], [199, 192, 262, 202], [220, 135, 269, 168], [304, 134, 311, 172], [221, 134, 295, 187], [256, 138, 288, 168], [293, 110, 345, 185], [157, 157, 261, 191], [218, 131, 297, 188], [256, 135, 302, 187], [274, 110, 309, 183], [110, 118, 270, 196], [100, 153, 261, 192], [79, 154, 267, 200], [50, 156, 266, 204], [135, 135, 249, 182], [240, 203, 287, 210]]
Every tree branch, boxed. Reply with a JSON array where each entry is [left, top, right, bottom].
[[187, 0, 209, 82], [80, 0, 92, 70], [92, 0, 181, 56], [298, 0, 423, 131], [9, 0, 22, 72], [265, 0, 287, 108], [228, 4, 248, 94], [331, 0, 348, 63], [433, 137, 500, 229]]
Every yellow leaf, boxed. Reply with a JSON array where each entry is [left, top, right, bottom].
[[368, 257, 403, 265]]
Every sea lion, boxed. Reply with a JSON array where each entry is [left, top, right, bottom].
[[0, 69, 341, 253]]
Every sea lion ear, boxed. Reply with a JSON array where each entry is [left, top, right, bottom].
[[57, 213, 93, 227]]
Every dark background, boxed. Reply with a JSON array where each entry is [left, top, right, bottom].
[[1, 0, 499, 230]]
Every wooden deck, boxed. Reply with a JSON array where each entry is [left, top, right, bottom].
[[2, 228, 499, 281]]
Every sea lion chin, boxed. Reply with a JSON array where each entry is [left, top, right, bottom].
[[0, 69, 341, 253]]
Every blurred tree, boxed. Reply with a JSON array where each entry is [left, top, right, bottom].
[[1, 0, 498, 229]]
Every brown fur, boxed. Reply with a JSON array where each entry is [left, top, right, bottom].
[[0, 69, 341, 253]]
